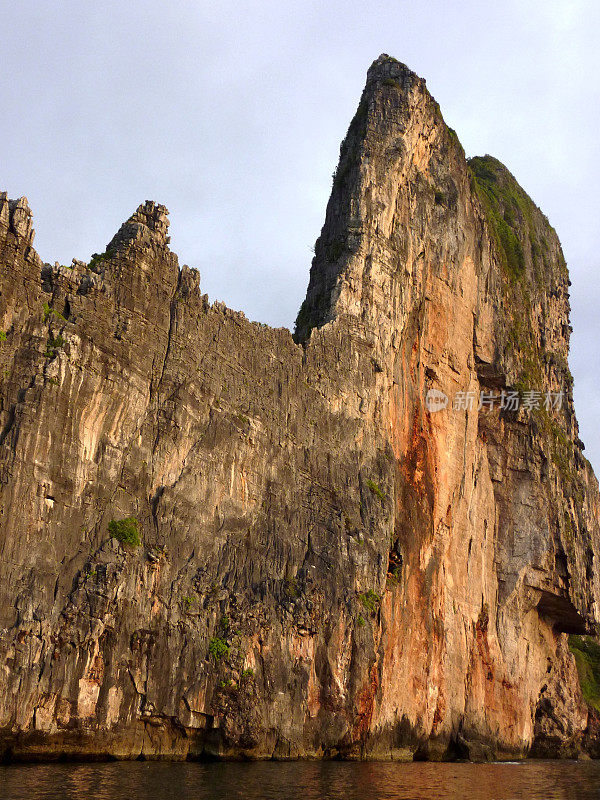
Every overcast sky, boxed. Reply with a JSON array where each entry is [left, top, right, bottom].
[[2, 1, 599, 473]]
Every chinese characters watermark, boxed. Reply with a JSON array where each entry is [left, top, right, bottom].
[[425, 388, 563, 413]]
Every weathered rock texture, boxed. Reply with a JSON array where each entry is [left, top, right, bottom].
[[0, 55, 599, 762]]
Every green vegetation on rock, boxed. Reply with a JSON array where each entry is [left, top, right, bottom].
[[468, 156, 530, 281], [360, 589, 381, 613], [108, 517, 141, 547], [469, 155, 576, 493], [45, 334, 65, 359], [43, 302, 66, 323], [446, 127, 465, 157], [367, 479, 385, 501], [209, 637, 230, 661], [88, 249, 113, 271], [569, 635, 600, 712]]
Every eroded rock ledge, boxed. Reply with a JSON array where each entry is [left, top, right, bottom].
[[0, 54, 599, 762]]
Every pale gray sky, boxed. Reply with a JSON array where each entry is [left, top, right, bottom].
[[2, 1, 599, 472]]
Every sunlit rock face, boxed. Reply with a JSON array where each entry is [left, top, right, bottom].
[[0, 55, 598, 762]]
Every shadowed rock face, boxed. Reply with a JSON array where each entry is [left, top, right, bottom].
[[0, 54, 599, 762]]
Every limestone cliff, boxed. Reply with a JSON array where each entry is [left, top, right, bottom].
[[0, 55, 599, 762]]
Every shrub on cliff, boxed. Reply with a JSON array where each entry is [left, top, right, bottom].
[[209, 637, 229, 660], [108, 517, 141, 547], [43, 302, 66, 322], [88, 249, 114, 271]]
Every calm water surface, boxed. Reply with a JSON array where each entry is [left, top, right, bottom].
[[1, 760, 599, 799]]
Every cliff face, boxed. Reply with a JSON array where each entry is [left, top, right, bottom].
[[0, 55, 599, 762]]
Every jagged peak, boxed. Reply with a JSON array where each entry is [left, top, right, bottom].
[[365, 54, 423, 92], [0, 193, 35, 244], [107, 200, 170, 254], [293, 56, 448, 343]]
